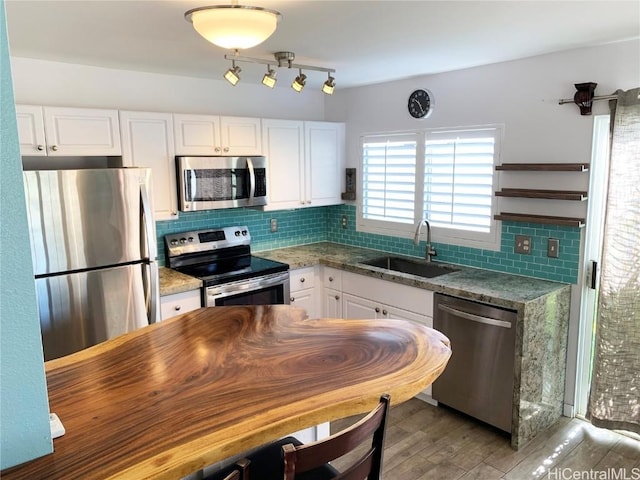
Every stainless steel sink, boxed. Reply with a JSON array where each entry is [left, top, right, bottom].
[[360, 256, 459, 278]]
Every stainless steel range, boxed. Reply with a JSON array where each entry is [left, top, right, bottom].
[[165, 226, 289, 307]]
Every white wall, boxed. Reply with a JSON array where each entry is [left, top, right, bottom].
[[10, 57, 327, 120], [327, 39, 639, 220], [326, 38, 640, 413]]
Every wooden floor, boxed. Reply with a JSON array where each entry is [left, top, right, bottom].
[[331, 398, 640, 480]]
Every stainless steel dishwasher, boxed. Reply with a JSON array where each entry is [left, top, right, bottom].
[[432, 293, 517, 433]]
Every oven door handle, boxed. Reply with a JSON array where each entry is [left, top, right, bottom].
[[207, 272, 289, 301], [246, 157, 256, 205]]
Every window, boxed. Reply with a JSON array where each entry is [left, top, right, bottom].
[[359, 126, 502, 250]]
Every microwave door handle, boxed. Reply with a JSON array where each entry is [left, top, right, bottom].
[[246, 157, 256, 203]]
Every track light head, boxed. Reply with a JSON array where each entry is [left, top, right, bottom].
[[224, 62, 241, 86], [291, 71, 307, 92], [322, 75, 335, 95], [262, 67, 277, 88]]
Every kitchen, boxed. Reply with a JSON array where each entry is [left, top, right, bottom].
[[1, 0, 639, 478]]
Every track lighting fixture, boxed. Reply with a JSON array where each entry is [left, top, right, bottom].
[[262, 66, 277, 88], [224, 61, 242, 85], [322, 74, 335, 95], [291, 70, 307, 93], [223, 51, 336, 93]]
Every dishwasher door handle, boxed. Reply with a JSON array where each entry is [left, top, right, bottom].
[[438, 304, 512, 329]]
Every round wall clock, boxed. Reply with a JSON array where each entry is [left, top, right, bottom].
[[408, 89, 434, 119]]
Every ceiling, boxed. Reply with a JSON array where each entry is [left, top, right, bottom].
[[5, 1, 640, 90]]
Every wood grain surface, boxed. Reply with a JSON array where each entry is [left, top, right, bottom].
[[2, 306, 451, 480]]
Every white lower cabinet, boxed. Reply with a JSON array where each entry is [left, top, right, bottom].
[[321, 266, 343, 318], [324, 269, 435, 401], [289, 266, 319, 318], [160, 290, 201, 320]]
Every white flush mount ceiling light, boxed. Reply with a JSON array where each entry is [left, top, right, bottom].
[[223, 51, 336, 94], [185, 2, 281, 50]]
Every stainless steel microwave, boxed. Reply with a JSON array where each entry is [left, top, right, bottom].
[[176, 156, 267, 211]]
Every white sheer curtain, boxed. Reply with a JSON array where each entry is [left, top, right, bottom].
[[587, 88, 640, 434]]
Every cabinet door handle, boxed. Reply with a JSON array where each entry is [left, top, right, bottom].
[[382, 309, 388, 315], [51, 145, 59, 151], [328, 276, 333, 282], [300, 277, 305, 283], [174, 305, 181, 311], [223, 147, 230, 153], [375, 307, 380, 313], [36, 145, 44, 151], [215, 147, 221, 152], [290, 297, 295, 302], [334, 295, 340, 300]]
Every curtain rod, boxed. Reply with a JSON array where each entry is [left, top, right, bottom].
[[558, 94, 617, 105]]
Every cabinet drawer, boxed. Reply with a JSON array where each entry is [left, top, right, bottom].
[[342, 271, 433, 316], [290, 267, 316, 292], [322, 266, 342, 291], [160, 290, 201, 320]]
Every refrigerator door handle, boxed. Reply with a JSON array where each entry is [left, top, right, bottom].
[[141, 183, 160, 324], [147, 261, 160, 324], [140, 184, 157, 260]]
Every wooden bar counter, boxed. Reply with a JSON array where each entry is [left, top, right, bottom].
[[3, 306, 451, 480]]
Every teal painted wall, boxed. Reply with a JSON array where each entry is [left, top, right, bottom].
[[0, 1, 53, 469], [156, 204, 579, 284]]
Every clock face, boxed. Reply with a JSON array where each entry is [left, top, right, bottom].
[[408, 89, 433, 119]]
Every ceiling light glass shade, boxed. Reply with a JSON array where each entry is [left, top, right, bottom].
[[291, 72, 307, 92], [322, 75, 335, 95], [224, 64, 242, 85], [262, 67, 277, 88], [185, 5, 281, 50]]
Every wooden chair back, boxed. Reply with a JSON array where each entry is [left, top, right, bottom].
[[282, 394, 390, 480]]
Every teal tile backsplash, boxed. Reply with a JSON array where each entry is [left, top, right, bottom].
[[156, 204, 579, 284], [155, 207, 328, 265]]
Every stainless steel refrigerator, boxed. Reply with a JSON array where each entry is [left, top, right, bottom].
[[23, 168, 159, 361]]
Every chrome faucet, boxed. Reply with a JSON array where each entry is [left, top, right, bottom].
[[414, 219, 437, 262]]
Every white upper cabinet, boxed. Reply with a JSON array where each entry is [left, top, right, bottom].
[[16, 105, 121, 157], [261, 120, 345, 211], [119, 111, 178, 221], [261, 119, 305, 209], [305, 121, 344, 207], [173, 113, 262, 156]]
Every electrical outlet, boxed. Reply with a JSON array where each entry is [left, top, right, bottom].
[[548, 238, 559, 258], [270, 218, 278, 233], [341, 215, 348, 229], [515, 235, 531, 255]]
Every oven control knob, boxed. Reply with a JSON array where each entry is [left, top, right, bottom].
[[179, 238, 187, 244], [242, 230, 247, 235], [170, 239, 178, 246], [235, 231, 240, 236], [188, 237, 194, 242]]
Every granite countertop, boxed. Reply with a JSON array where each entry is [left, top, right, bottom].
[[254, 242, 570, 310], [159, 267, 202, 296], [160, 242, 569, 309]]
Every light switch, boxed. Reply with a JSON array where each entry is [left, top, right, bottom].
[[515, 235, 531, 255], [548, 238, 559, 258]]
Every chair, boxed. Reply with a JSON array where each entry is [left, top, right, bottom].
[[203, 458, 251, 480], [246, 394, 391, 480]]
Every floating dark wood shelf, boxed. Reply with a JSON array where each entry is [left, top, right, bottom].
[[496, 163, 590, 172], [495, 188, 588, 201], [494, 212, 585, 227]]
